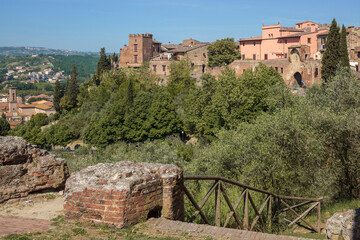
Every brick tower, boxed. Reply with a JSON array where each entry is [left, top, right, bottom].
[[8, 87, 17, 113], [120, 33, 154, 67]]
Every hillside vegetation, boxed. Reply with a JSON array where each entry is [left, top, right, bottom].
[[9, 56, 360, 205]]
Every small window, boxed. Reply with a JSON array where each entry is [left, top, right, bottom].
[[264, 54, 268, 60], [253, 42, 256, 46], [242, 54, 245, 60], [162, 65, 166, 72], [134, 55, 138, 63], [281, 68, 283, 74], [285, 40, 288, 44], [284, 53, 288, 58], [243, 42, 245, 46], [203, 53, 206, 58], [253, 54, 256, 60], [275, 67, 278, 72], [153, 65, 157, 72], [307, 38, 311, 44], [315, 68, 319, 77], [134, 44, 138, 52]]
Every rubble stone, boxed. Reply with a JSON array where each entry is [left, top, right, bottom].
[[326, 209, 360, 240], [0, 136, 69, 203], [63, 161, 183, 228]]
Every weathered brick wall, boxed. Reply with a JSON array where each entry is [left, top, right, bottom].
[[186, 45, 208, 76], [0, 136, 69, 203], [120, 33, 155, 68], [64, 161, 183, 228]]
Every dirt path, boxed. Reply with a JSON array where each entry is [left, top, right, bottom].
[[0, 191, 64, 220]]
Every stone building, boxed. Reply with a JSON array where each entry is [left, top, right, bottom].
[[119, 33, 161, 68], [239, 21, 329, 61], [119, 33, 209, 80], [2, 88, 56, 128], [149, 43, 209, 80], [347, 26, 360, 72], [209, 45, 322, 87]]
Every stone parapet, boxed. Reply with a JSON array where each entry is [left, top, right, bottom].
[[63, 161, 183, 228]]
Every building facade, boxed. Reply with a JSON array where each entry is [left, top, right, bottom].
[[119, 33, 161, 67], [239, 21, 329, 61]]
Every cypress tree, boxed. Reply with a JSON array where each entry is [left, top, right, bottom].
[[65, 64, 79, 109], [53, 79, 64, 112], [339, 24, 350, 69], [321, 18, 340, 82], [95, 48, 110, 85], [0, 113, 10, 136]]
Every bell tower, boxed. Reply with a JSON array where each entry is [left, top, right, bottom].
[[8, 87, 17, 113]]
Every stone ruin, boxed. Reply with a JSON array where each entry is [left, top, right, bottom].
[[326, 209, 360, 240], [0, 136, 69, 203], [63, 161, 184, 228]]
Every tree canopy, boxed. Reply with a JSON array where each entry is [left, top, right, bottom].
[[207, 38, 241, 67]]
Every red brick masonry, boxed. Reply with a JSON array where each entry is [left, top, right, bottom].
[[64, 161, 183, 228]]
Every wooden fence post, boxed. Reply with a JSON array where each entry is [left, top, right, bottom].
[[215, 180, 221, 227], [244, 189, 249, 230], [317, 201, 321, 233], [268, 195, 272, 231]]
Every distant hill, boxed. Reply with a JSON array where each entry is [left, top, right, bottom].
[[0, 46, 97, 57]]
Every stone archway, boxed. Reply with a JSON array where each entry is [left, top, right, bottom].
[[294, 72, 303, 87]]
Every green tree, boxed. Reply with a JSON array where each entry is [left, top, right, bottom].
[[30, 113, 48, 127], [321, 18, 340, 82], [0, 113, 10, 136], [95, 48, 110, 85], [168, 58, 195, 95], [339, 24, 350, 69], [125, 79, 134, 111], [184, 64, 285, 140], [53, 79, 64, 112], [207, 38, 241, 67], [64, 64, 79, 110]]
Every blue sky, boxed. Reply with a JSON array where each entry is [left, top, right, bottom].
[[1, 0, 359, 53]]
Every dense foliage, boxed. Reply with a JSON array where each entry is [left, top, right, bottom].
[[207, 38, 241, 67], [8, 41, 360, 212]]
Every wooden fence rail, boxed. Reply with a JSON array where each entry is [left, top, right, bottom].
[[183, 175, 322, 233]]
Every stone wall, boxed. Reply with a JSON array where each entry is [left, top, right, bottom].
[[0, 136, 69, 203], [63, 161, 183, 228], [326, 209, 360, 240]]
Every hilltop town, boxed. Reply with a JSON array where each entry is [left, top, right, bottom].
[[118, 21, 360, 86], [1, 20, 360, 130], [1, 14, 360, 240]]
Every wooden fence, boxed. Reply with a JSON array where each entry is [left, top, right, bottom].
[[183, 175, 322, 233]]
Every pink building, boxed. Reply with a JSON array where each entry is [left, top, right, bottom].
[[239, 21, 329, 61]]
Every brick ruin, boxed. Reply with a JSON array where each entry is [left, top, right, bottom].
[[0, 136, 69, 203], [63, 161, 184, 228]]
